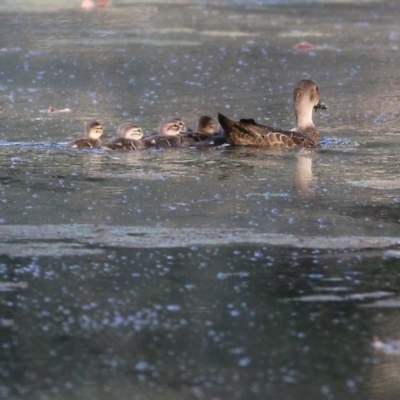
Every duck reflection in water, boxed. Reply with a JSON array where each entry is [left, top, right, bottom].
[[218, 79, 327, 148], [293, 151, 317, 199]]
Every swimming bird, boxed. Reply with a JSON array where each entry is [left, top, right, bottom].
[[143, 119, 184, 148], [145, 116, 221, 148], [66, 120, 103, 149], [103, 122, 144, 150], [193, 115, 228, 146], [218, 79, 327, 148], [194, 115, 215, 135]]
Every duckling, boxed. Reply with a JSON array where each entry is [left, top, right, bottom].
[[191, 115, 227, 146], [143, 119, 183, 148], [194, 115, 215, 136], [103, 122, 144, 150], [164, 117, 187, 134], [145, 116, 223, 148], [66, 120, 103, 149], [218, 79, 327, 148], [146, 117, 186, 138]]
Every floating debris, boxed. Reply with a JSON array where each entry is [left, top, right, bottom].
[[348, 180, 400, 190], [359, 298, 400, 308], [384, 250, 400, 258], [0, 281, 28, 291], [48, 106, 71, 114], [372, 336, 400, 355], [293, 41, 315, 51], [285, 291, 392, 303]]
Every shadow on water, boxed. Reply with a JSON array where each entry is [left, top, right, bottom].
[[1, 0, 400, 399]]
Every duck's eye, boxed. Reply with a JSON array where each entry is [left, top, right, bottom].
[[315, 86, 319, 92]]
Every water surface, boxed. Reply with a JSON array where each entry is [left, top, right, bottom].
[[1, 1, 400, 399]]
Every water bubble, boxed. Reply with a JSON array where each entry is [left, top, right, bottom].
[[238, 357, 251, 367], [135, 361, 149, 371], [166, 304, 181, 312]]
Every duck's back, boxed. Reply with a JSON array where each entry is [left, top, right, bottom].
[[219, 113, 319, 148]]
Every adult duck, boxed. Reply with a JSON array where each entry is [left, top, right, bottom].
[[218, 79, 327, 148]]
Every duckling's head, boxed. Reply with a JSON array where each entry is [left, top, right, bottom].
[[157, 119, 184, 137], [158, 117, 186, 136], [85, 120, 103, 139], [117, 122, 143, 140], [195, 115, 215, 135], [293, 80, 325, 129]]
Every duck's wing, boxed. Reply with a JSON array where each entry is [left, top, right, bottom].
[[218, 113, 319, 147], [239, 118, 274, 130], [219, 113, 288, 146], [218, 113, 264, 145]]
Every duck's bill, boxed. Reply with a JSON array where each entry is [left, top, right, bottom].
[[314, 101, 328, 111]]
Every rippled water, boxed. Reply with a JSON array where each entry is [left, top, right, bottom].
[[1, 1, 400, 399]]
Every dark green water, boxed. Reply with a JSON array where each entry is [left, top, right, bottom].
[[1, 1, 400, 399]]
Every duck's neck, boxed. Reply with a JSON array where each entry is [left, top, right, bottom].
[[294, 105, 314, 132]]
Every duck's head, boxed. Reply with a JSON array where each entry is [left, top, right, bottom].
[[293, 80, 326, 130], [117, 122, 143, 140], [195, 115, 215, 135], [158, 117, 186, 136], [85, 120, 103, 139], [157, 118, 185, 137]]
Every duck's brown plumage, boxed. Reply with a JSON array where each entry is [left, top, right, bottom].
[[218, 79, 326, 148]]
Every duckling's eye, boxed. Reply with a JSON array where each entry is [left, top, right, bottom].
[[315, 86, 319, 92]]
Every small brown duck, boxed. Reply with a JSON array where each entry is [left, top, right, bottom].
[[192, 115, 227, 146], [194, 115, 215, 135], [218, 79, 327, 148], [143, 119, 183, 148], [66, 120, 103, 149], [146, 116, 220, 148], [146, 117, 186, 138], [103, 122, 144, 150]]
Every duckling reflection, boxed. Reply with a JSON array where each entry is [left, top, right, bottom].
[[66, 120, 103, 149], [103, 122, 144, 151], [293, 151, 317, 198], [218, 79, 327, 148]]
